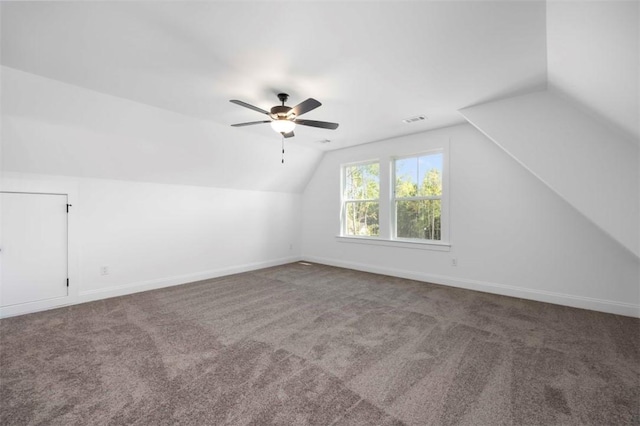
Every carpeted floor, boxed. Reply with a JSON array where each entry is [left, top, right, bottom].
[[1, 262, 638, 425]]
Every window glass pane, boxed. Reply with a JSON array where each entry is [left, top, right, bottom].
[[345, 201, 379, 236], [363, 163, 380, 199], [395, 153, 443, 199], [344, 163, 379, 200], [396, 199, 441, 240], [417, 153, 443, 197], [395, 157, 418, 197], [344, 165, 358, 199]]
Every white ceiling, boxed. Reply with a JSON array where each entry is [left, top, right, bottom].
[[1, 1, 548, 151], [546, 1, 639, 143]]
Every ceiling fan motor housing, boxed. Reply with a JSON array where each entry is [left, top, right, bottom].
[[271, 105, 293, 119]]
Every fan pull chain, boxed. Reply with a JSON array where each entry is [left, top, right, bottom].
[[281, 135, 285, 164]]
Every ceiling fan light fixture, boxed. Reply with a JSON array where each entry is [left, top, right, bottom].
[[230, 93, 337, 136], [270, 119, 296, 134]]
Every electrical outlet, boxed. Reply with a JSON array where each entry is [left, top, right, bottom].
[[451, 258, 457, 267], [100, 266, 109, 276]]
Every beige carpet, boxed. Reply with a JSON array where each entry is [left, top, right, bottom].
[[1, 262, 638, 425]]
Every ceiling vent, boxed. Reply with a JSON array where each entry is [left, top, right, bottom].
[[402, 115, 427, 124]]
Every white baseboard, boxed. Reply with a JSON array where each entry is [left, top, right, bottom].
[[4, 255, 636, 319], [303, 255, 640, 318], [1, 256, 302, 319], [78, 255, 303, 303], [0, 295, 77, 319]]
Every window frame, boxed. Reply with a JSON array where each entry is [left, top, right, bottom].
[[340, 160, 380, 238], [391, 149, 447, 243], [336, 139, 450, 251]]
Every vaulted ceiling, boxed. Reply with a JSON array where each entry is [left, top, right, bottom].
[[1, 1, 548, 151]]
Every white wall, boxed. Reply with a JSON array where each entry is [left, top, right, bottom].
[[301, 124, 640, 317], [78, 178, 300, 295], [1, 172, 301, 317], [547, 1, 639, 142], [460, 90, 639, 259]]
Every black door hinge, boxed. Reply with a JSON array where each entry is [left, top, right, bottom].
[[67, 278, 69, 287], [66, 204, 72, 213]]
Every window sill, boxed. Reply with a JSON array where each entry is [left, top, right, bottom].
[[335, 235, 451, 251]]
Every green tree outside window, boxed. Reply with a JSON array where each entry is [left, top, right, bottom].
[[395, 153, 442, 240], [344, 162, 380, 236]]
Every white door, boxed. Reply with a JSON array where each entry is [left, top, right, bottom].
[[0, 192, 68, 307]]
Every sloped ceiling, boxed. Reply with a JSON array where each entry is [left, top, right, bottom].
[[459, 1, 639, 257], [546, 1, 639, 143], [0, 1, 548, 151], [460, 90, 639, 258], [2, 67, 324, 193]]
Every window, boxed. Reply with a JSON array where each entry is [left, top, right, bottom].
[[338, 142, 448, 249], [393, 152, 443, 241], [342, 162, 380, 236]]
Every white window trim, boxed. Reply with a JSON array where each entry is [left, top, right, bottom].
[[335, 235, 450, 251]]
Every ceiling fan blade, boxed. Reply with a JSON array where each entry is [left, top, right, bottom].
[[294, 119, 339, 130], [231, 120, 271, 127], [289, 98, 321, 117], [283, 131, 295, 138], [230, 100, 270, 115]]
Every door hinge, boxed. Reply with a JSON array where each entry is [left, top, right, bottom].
[[66, 204, 72, 213], [67, 278, 69, 287]]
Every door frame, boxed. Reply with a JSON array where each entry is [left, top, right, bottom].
[[0, 175, 79, 318]]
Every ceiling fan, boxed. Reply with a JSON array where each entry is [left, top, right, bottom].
[[230, 93, 339, 138]]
